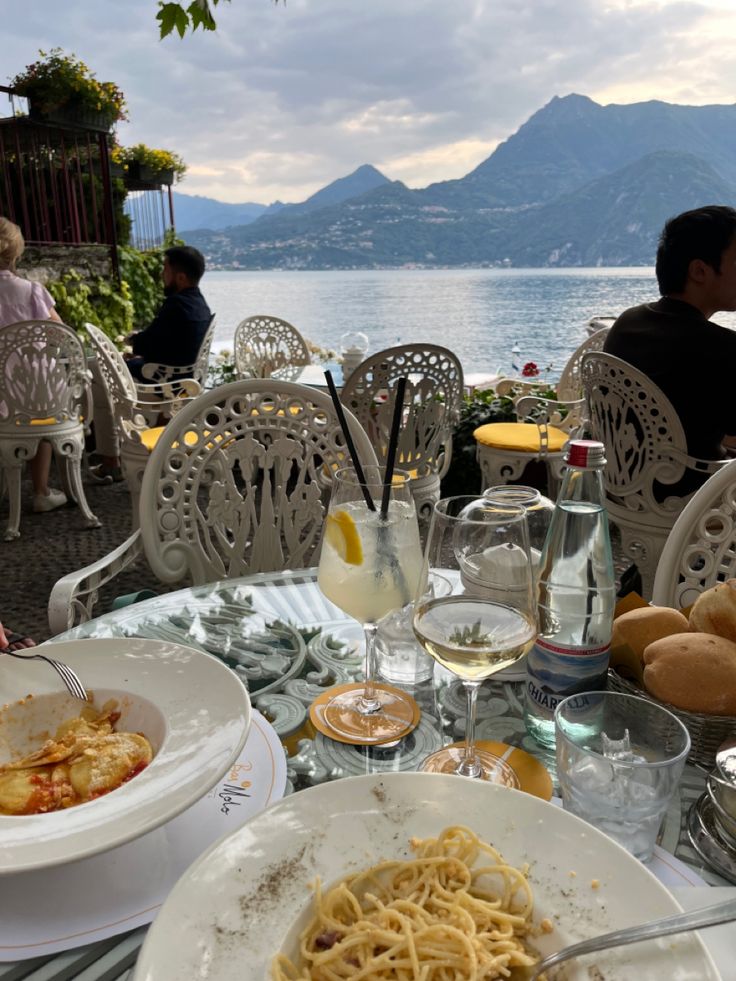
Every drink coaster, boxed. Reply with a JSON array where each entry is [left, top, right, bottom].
[[310, 682, 421, 745], [475, 740, 553, 800]]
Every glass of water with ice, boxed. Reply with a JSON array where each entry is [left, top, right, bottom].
[[555, 692, 691, 862]]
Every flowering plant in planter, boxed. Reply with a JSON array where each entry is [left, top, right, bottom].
[[521, 361, 540, 378], [120, 143, 187, 185], [10, 49, 127, 127]]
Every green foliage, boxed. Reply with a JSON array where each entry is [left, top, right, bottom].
[[47, 270, 134, 343], [11, 49, 127, 121], [157, 0, 280, 39], [118, 143, 187, 182], [119, 245, 166, 329]]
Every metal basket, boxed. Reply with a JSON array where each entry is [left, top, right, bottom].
[[607, 669, 736, 768]]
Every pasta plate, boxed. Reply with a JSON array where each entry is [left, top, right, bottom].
[[134, 771, 719, 981], [0, 637, 251, 874]]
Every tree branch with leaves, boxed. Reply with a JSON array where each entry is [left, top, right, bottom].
[[157, 0, 281, 39]]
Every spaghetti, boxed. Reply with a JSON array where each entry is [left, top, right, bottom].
[[272, 825, 541, 980]]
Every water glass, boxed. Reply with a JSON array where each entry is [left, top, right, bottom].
[[375, 572, 452, 684], [555, 692, 690, 861]]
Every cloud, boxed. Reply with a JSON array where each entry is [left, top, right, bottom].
[[3, 0, 735, 203]]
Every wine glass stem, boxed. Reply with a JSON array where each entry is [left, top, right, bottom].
[[457, 681, 482, 778], [360, 623, 381, 714]]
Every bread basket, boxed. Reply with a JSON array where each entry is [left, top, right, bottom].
[[607, 669, 736, 767]]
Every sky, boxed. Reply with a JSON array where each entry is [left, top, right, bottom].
[[4, 0, 736, 205]]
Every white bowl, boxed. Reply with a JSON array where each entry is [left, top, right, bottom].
[[134, 772, 719, 981], [0, 637, 251, 875]]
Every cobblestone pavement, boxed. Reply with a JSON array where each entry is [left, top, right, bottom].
[[1, 468, 631, 645]]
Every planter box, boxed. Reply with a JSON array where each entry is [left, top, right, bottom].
[[125, 162, 175, 187], [29, 100, 116, 134]]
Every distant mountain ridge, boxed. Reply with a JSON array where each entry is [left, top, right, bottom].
[[182, 94, 736, 268]]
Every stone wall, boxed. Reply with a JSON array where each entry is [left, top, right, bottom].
[[17, 245, 113, 286]]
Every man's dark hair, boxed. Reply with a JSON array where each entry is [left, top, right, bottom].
[[165, 245, 205, 285], [655, 205, 736, 295]]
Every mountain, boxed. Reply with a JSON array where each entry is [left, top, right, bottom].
[[184, 94, 736, 269], [171, 192, 285, 232], [255, 164, 391, 224]]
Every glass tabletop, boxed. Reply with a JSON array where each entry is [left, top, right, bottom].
[[5, 568, 722, 980], [62, 568, 717, 876]]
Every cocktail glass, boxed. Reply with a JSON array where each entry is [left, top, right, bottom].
[[317, 466, 423, 743]]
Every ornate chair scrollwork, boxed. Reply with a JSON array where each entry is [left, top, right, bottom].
[[652, 460, 736, 608], [0, 319, 100, 541], [234, 315, 310, 379], [582, 351, 727, 600], [473, 328, 609, 496], [86, 323, 200, 526], [339, 344, 464, 520], [48, 379, 377, 633], [137, 314, 216, 395]]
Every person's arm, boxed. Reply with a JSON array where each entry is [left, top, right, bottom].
[[48, 306, 62, 323], [131, 296, 179, 362]]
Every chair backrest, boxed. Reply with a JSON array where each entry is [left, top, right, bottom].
[[85, 322, 139, 415], [139, 379, 378, 584], [652, 460, 736, 608], [233, 315, 310, 378], [340, 344, 464, 477], [581, 351, 690, 514], [0, 319, 89, 431], [140, 315, 217, 386], [556, 327, 610, 402]]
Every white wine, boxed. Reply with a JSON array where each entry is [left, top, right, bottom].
[[413, 596, 536, 681]]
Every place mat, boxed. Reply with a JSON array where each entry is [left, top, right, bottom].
[[475, 740, 553, 800], [0, 710, 286, 961], [310, 682, 421, 745]]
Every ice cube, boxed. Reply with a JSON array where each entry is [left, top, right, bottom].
[[601, 729, 636, 761]]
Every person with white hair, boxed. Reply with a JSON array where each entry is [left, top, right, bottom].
[[0, 216, 67, 513]]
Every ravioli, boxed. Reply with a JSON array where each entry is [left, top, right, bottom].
[[0, 701, 153, 815]]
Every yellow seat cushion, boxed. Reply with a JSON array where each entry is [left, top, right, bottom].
[[139, 426, 166, 452], [473, 422, 568, 453], [29, 416, 84, 425]]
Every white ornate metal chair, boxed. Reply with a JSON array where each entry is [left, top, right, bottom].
[[0, 319, 100, 541], [473, 329, 609, 494], [137, 314, 216, 392], [652, 460, 736, 608], [234, 315, 310, 379], [48, 379, 377, 633], [85, 323, 201, 525], [582, 351, 727, 600], [339, 344, 464, 520]]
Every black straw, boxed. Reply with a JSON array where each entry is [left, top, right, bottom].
[[324, 370, 376, 511], [381, 376, 407, 520]]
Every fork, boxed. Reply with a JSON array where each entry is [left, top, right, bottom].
[[2, 649, 88, 700], [522, 895, 736, 979]]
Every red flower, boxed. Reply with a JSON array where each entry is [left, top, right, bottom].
[[521, 361, 540, 377]]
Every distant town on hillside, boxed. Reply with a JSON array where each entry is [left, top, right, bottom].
[[176, 94, 736, 270]]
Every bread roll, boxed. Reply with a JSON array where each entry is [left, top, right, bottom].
[[643, 632, 736, 715], [689, 580, 736, 643], [612, 606, 690, 663]]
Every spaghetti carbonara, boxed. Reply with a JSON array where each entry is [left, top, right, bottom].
[[272, 825, 541, 980]]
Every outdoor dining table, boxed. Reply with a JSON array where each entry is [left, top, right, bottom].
[[4, 568, 735, 980]]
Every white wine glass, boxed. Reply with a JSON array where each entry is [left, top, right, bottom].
[[412, 496, 537, 780], [317, 465, 423, 743]]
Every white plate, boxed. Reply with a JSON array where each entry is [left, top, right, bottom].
[[134, 772, 720, 981], [0, 711, 285, 960], [0, 637, 251, 875]]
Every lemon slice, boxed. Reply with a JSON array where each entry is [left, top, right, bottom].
[[325, 510, 363, 565]]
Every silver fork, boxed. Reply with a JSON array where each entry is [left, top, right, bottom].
[[523, 896, 736, 979], [2, 649, 88, 700]]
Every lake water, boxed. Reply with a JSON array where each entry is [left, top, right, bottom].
[[201, 268, 736, 376]]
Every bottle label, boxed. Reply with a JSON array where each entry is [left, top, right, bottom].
[[525, 637, 610, 720]]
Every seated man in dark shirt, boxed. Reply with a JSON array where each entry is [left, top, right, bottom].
[[125, 244, 212, 382], [89, 245, 213, 483], [604, 205, 736, 494]]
